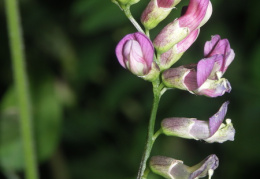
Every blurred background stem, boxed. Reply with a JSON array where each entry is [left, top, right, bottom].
[[4, 0, 39, 179]]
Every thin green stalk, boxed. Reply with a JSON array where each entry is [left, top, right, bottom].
[[123, 5, 145, 33], [152, 129, 163, 142], [137, 79, 161, 179], [145, 29, 150, 38], [4, 0, 39, 179]]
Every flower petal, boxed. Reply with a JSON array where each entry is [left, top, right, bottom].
[[189, 154, 219, 178], [116, 33, 135, 68], [223, 49, 235, 74], [197, 56, 216, 87], [209, 101, 229, 136], [205, 119, 235, 143], [184, 69, 198, 91], [179, 0, 210, 30], [204, 35, 221, 57], [134, 32, 154, 69], [190, 120, 211, 139], [195, 78, 232, 97], [176, 29, 200, 53]]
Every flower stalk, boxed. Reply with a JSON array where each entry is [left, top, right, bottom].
[[123, 5, 145, 33], [4, 0, 39, 179], [137, 79, 162, 179]]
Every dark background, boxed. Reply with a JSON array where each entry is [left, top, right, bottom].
[[0, 0, 259, 178]]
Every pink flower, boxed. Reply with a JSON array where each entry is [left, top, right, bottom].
[[153, 0, 212, 54], [162, 35, 235, 97], [116, 32, 159, 80], [161, 101, 235, 143]]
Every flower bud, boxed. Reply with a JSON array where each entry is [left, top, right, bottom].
[[115, 32, 159, 81], [154, 0, 211, 54], [161, 101, 235, 143], [112, 0, 140, 7], [141, 0, 182, 30], [159, 29, 200, 70], [162, 35, 235, 97], [150, 154, 219, 179]]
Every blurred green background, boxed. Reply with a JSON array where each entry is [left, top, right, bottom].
[[0, 0, 260, 178]]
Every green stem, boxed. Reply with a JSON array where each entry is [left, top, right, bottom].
[[137, 79, 161, 179], [152, 129, 163, 142], [145, 29, 150, 38], [123, 5, 145, 33], [4, 0, 39, 179]]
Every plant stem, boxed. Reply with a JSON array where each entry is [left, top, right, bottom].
[[145, 29, 150, 38], [4, 0, 39, 179], [137, 79, 161, 179], [123, 5, 145, 33]]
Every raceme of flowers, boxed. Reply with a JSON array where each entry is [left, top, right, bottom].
[[113, 0, 235, 179]]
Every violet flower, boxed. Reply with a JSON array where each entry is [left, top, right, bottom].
[[161, 101, 235, 143], [150, 154, 219, 179], [141, 0, 182, 30], [162, 35, 235, 97], [153, 0, 212, 54], [116, 32, 159, 81]]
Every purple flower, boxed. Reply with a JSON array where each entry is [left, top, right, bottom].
[[153, 0, 212, 54], [141, 0, 181, 30], [161, 101, 235, 143], [162, 35, 235, 97], [116, 32, 159, 80], [150, 154, 219, 179]]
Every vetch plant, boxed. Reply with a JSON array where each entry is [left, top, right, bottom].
[[112, 0, 235, 179]]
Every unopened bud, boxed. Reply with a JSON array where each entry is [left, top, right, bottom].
[[112, 0, 140, 7], [115, 32, 159, 81], [153, 0, 211, 54], [159, 29, 200, 70], [141, 0, 182, 30]]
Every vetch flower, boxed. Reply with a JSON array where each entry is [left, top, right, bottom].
[[150, 154, 219, 179], [162, 35, 234, 97], [141, 0, 182, 30], [161, 101, 235, 143], [153, 0, 212, 54], [115, 32, 159, 81]]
